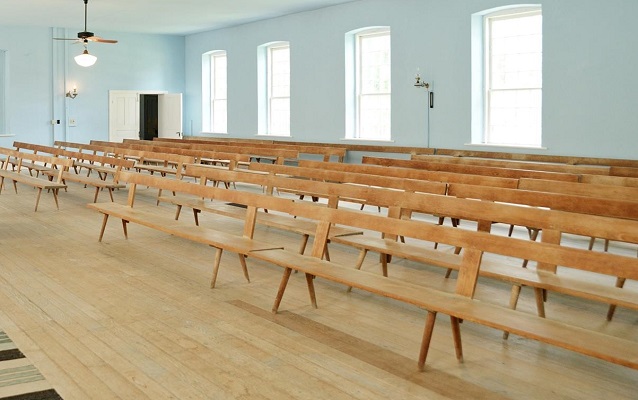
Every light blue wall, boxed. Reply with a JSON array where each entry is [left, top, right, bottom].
[[184, 0, 638, 158], [1, 1, 637, 159], [0, 27, 184, 147]]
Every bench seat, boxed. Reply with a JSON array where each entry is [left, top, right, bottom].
[[158, 194, 362, 254], [250, 248, 638, 370], [332, 231, 638, 316], [86, 202, 283, 287]]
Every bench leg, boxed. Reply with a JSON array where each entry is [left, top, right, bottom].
[[533, 287, 546, 318], [305, 273, 318, 309], [503, 284, 523, 340], [193, 209, 200, 226], [606, 277, 627, 321], [93, 187, 100, 203], [52, 188, 60, 210], [418, 311, 438, 371], [98, 214, 109, 242], [173, 205, 182, 220], [107, 188, 115, 202], [380, 254, 388, 277], [121, 219, 129, 239], [238, 254, 250, 283], [272, 267, 293, 314], [298, 234, 309, 254], [450, 316, 464, 362], [209, 247, 224, 288], [34, 188, 43, 212], [347, 249, 368, 292], [323, 243, 331, 261]]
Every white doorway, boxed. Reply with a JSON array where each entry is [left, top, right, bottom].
[[108, 90, 182, 142]]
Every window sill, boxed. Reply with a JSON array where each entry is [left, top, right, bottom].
[[465, 142, 546, 150], [198, 132, 228, 135], [256, 134, 293, 138], [340, 137, 395, 143], [0, 134, 15, 138]]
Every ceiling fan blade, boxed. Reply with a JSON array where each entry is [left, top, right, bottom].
[[53, 37, 77, 41], [87, 36, 118, 44]]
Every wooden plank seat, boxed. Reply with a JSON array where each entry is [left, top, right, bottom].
[[94, 170, 638, 371], [0, 147, 73, 211], [172, 166, 638, 324], [436, 183, 638, 320], [87, 176, 285, 289], [159, 164, 372, 255], [12, 142, 135, 202]]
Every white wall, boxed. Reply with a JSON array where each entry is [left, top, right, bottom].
[[0, 27, 185, 147], [184, 0, 638, 159]]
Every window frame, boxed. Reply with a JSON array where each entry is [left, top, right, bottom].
[[347, 27, 391, 141], [472, 5, 543, 148], [266, 43, 291, 136], [201, 50, 227, 134], [209, 51, 227, 134]]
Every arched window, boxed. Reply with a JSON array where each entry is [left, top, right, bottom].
[[258, 42, 290, 136], [202, 50, 227, 133], [472, 6, 542, 147], [345, 27, 391, 140]]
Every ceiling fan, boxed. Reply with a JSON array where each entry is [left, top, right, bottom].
[[54, 0, 118, 45], [53, 0, 117, 67]]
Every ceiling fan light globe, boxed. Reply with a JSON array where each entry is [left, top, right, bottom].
[[75, 50, 97, 67]]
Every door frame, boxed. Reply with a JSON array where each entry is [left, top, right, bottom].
[[108, 90, 167, 142]]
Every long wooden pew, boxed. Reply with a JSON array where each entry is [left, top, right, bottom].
[[411, 153, 611, 176], [297, 160, 520, 188], [362, 156, 581, 182], [13, 142, 134, 202], [111, 139, 299, 165], [87, 170, 638, 371], [0, 147, 73, 211], [154, 137, 348, 162]]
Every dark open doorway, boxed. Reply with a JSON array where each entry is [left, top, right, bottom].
[[139, 94, 159, 140]]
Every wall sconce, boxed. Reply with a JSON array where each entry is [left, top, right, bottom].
[[414, 71, 430, 90], [66, 87, 78, 99], [414, 69, 434, 108]]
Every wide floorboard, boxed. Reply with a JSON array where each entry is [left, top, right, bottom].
[[0, 181, 635, 399]]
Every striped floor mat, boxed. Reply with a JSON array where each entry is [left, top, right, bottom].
[[0, 331, 62, 400]]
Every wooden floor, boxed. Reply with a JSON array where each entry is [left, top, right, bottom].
[[0, 181, 636, 399]]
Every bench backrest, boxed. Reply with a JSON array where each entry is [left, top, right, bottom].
[[153, 138, 347, 162], [411, 154, 610, 176], [112, 139, 299, 163], [14, 142, 135, 169], [0, 147, 73, 182], [363, 156, 581, 182], [246, 162, 447, 196], [518, 178, 638, 202], [298, 160, 520, 188], [117, 171, 638, 297]]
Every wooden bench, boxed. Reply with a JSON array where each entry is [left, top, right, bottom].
[[0, 147, 73, 211], [89, 170, 638, 371], [247, 161, 448, 210], [159, 164, 373, 255], [297, 160, 520, 188], [411, 153, 611, 176], [445, 182, 638, 320], [13, 142, 134, 202], [363, 156, 581, 182], [154, 137, 348, 162], [109, 139, 299, 166]]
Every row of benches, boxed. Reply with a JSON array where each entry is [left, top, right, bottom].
[[87, 164, 638, 371]]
